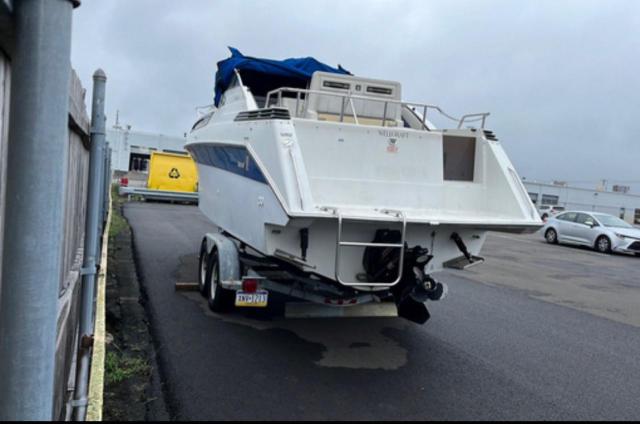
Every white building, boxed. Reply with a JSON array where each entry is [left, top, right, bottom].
[[106, 126, 186, 173], [524, 181, 640, 224]]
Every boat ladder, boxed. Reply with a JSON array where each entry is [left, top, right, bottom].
[[331, 208, 407, 287]]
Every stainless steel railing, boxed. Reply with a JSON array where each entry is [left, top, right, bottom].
[[333, 208, 407, 287], [264, 87, 490, 130]]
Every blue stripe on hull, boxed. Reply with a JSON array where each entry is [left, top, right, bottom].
[[187, 144, 267, 184]]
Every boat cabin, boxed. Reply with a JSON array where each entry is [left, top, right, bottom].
[[211, 48, 488, 133]]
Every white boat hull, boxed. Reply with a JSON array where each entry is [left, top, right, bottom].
[[186, 71, 541, 291]]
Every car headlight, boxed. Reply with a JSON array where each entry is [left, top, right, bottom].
[[614, 233, 627, 240]]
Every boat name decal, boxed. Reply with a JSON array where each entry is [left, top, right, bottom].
[[378, 129, 408, 139]]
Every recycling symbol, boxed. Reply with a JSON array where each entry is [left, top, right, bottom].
[[168, 168, 180, 179]]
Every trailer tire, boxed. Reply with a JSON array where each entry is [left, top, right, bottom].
[[198, 238, 209, 297], [206, 248, 235, 312]]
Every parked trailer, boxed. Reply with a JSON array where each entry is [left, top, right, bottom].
[[197, 231, 444, 321], [146, 151, 198, 193], [119, 151, 199, 203]]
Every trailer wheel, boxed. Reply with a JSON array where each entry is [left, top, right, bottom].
[[206, 248, 235, 312], [198, 238, 209, 297]]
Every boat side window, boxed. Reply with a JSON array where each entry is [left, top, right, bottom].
[[229, 74, 240, 89], [191, 111, 214, 132], [218, 75, 242, 108], [190, 144, 267, 184], [254, 95, 267, 108]]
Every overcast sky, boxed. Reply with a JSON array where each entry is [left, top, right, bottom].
[[71, 0, 640, 191]]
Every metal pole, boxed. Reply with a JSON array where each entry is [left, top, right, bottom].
[[382, 101, 387, 127], [103, 143, 111, 225], [102, 144, 106, 226], [72, 69, 106, 421], [422, 106, 427, 130], [0, 0, 75, 420], [97, 140, 107, 239], [349, 97, 359, 125]]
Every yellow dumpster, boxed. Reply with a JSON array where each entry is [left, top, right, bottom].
[[146, 151, 198, 192]]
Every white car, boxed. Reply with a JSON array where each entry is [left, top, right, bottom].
[[542, 211, 640, 255], [538, 205, 566, 221]]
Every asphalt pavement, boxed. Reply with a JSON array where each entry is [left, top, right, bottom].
[[124, 201, 640, 420]]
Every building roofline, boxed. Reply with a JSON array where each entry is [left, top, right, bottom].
[[524, 180, 640, 199], [107, 126, 185, 140]]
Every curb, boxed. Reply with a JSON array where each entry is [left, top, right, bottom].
[[86, 190, 112, 421]]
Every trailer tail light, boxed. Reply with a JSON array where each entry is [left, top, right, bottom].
[[242, 278, 259, 293], [120, 177, 129, 187]]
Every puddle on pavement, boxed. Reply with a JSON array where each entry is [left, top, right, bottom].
[[180, 291, 410, 370]]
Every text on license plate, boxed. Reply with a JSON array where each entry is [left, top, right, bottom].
[[235, 290, 268, 307]]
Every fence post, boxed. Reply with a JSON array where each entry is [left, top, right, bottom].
[[0, 0, 76, 420], [96, 141, 105, 242], [72, 69, 107, 421], [103, 143, 111, 226]]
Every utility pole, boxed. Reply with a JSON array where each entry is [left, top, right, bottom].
[[0, 0, 77, 420], [73, 69, 107, 421]]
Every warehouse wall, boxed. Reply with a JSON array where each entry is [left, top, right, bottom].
[[107, 127, 186, 172], [524, 181, 640, 224]]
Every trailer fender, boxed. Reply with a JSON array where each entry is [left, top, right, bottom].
[[203, 233, 240, 288]]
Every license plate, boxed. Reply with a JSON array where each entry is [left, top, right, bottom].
[[235, 290, 268, 308]]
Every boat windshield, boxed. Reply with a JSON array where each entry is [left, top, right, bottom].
[[593, 213, 633, 228]]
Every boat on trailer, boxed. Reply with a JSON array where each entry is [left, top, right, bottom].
[[185, 48, 541, 323]]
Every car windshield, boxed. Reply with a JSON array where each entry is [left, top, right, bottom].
[[593, 214, 633, 229]]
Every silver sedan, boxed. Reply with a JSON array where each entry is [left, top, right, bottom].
[[542, 211, 640, 255]]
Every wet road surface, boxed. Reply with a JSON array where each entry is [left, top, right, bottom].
[[124, 202, 640, 420]]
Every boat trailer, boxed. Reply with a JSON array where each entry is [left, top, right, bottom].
[[190, 231, 448, 324]]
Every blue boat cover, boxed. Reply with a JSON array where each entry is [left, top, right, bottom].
[[214, 47, 350, 106]]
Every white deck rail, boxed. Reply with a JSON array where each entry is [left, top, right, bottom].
[[265, 87, 490, 129]]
